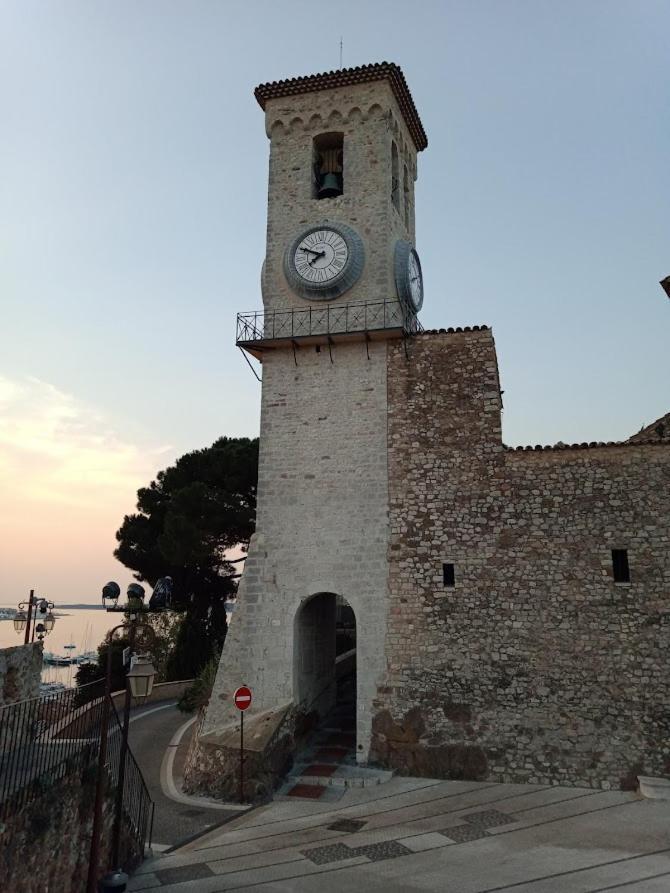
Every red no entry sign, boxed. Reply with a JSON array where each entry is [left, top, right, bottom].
[[234, 686, 252, 711]]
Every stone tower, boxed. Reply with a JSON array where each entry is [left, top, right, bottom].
[[201, 63, 428, 765], [189, 63, 670, 797]]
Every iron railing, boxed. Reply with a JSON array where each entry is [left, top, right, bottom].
[[236, 299, 423, 345], [0, 681, 153, 859]]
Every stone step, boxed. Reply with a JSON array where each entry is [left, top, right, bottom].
[[638, 776, 670, 799], [289, 763, 394, 789]]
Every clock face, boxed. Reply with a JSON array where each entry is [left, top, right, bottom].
[[394, 240, 424, 312], [284, 222, 365, 301], [293, 229, 349, 285], [408, 249, 423, 310]]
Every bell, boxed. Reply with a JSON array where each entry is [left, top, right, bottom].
[[318, 172, 341, 198]]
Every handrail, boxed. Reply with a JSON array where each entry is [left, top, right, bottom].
[[236, 298, 423, 344]]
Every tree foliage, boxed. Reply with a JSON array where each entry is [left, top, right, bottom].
[[75, 635, 131, 700], [114, 436, 258, 678]]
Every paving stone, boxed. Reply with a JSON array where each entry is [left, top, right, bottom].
[[301, 843, 357, 865], [463, 808, 515, 828], [126, 874, 162, 891], [327, 818, 367, 833], [154, 862, 215, 885], [352, 840, 413, 861], [396, 832, 451, 853], [441, 824, 488, 843]]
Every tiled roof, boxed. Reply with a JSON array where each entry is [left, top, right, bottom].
[[254, 62, 428, 152], [418, 326, 489, 334], [505, 441, 670, 452]]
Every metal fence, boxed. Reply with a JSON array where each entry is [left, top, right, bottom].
[[0, 680, 153, 858], [236, 298, 423, 344]]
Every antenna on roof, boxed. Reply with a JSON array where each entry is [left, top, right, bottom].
[[339, 37, 343, 70]]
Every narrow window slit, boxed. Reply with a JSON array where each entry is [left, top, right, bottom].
[[443, 563, 455, 587], [612, 549, 630, 583]]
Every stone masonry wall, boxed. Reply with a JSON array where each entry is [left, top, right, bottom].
[[0, 768, 140, 893], [0, 643, 42, 707], [205, 340, 390, 760], [374, 329, 670, 789], [262, 78, 417, 315]]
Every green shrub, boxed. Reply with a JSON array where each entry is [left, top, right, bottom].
[[177, 658, 219, 713]]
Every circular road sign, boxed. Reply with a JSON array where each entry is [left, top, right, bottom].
[[234, 686, 252, 711]]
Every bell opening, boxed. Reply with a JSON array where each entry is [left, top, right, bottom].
[[313, 132, 344, 199]]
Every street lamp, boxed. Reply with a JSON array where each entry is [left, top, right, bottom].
[[87, 584, 159, 893], [126, 657, 156, 700], [13, 611, 27, 634], [15, 592, 56, 643]]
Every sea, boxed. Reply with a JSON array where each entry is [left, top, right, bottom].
[[0, 605, 120, 689]]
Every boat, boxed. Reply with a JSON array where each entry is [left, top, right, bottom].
[[39, 681, 67, 695], [43, 652, 75, 666], [76, 650, 98, 665]]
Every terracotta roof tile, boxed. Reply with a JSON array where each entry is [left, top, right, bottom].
[[416, 325, 489, 335], [254, 62, 427, 152], [504, 440, 670, 452]]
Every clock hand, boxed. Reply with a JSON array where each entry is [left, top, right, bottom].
[[300, 247, 322, 257], [308, 250, 326, 266]]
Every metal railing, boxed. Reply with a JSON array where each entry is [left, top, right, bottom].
[[107, 698, 155, 857], [236, 299, 423, 344], [0, 681, 153, 859]]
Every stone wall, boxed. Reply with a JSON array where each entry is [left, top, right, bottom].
[[205, 341, 390, 760], [0, 644, 42, 707], [0, 768, 141, 893], [373, 329, 670, 789]]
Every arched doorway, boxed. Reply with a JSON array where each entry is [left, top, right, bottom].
[[293, 593, 356, 735]]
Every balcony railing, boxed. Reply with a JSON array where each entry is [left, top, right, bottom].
[[236, 299, 422, 347]]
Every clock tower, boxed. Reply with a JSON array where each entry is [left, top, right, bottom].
[[198, 63, 427, 786]]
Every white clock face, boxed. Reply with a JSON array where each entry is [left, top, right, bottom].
[[293, 229, 349, 285], [408, 250, 423, 308]]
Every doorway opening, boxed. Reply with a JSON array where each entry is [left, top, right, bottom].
[[293, 593, 356, 737]]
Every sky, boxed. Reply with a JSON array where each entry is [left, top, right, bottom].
[[1, 1, 668, 605]]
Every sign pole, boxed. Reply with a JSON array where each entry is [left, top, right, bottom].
[[240, 710, 244, 804], [233, 685, 252, 805]]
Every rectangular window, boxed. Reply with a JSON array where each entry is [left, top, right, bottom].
[[443, 563, 455, 587], [612, 549, 630, 583]]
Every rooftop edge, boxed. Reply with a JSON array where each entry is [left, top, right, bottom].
[[254, 61, 428, 152]]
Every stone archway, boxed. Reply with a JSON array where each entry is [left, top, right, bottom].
[[293, 593, 357, 733]]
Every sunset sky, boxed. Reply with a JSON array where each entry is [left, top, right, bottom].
[[1, 1, 668, 605]]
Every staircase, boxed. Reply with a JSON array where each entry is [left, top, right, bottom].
[[279, 673, 393, 801]]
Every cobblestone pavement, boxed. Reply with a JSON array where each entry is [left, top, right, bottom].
[[129, 776, 670, 891], [128, 703, 240, 849]]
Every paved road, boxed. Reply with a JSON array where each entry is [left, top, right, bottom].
[[128, 702, 239, 850], [130, 776, 670, 892]]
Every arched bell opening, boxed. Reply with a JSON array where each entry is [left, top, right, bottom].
[[293, 592, 357, 738]]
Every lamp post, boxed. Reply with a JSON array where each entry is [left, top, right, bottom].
[[87, 584, 158, 893], [14, 592, 56, 643]]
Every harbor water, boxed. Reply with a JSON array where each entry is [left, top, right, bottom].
[[0, 605, 120, 688]]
